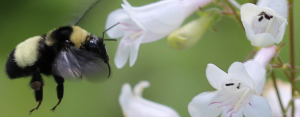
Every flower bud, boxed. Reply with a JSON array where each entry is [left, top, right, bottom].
[[167, 9, 221, 50]]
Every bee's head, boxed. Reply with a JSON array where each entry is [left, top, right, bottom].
[[88, 34, 112, 77], [88, 34, 108, 61]]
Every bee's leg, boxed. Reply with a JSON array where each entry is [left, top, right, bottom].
[[51, 75, 64, 111], [29, 71, 44, 115]]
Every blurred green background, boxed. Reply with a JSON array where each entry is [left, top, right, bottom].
[[0, 0, 299, 117]]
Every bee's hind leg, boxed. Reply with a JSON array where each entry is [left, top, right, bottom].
[[29, 71, 44, 115], [51, 75, 64, 111]]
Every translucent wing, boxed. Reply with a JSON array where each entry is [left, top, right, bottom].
[[52, 46, 108, 80]]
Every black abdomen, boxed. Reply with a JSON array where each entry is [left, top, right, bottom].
[[5, 36, 57, 78], [5, 49, 37, 78]]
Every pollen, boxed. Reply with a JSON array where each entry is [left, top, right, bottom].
[[31, 81, 42, 91]]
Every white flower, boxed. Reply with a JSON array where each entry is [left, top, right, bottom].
[[263, 80, 300, 117], [106, 0, 213, 68], [119, 81, 180, 117], [240, 0, 288, 47], [188, 61, 271, 117]]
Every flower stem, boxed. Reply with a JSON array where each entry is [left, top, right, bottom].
[[223, 0, 243, 28], [288, 0, 295, 116], [228, 0, 240, 9], [284, 100, 293, 115], [270, 71, 286, 117], [281, 69, 300, 93]]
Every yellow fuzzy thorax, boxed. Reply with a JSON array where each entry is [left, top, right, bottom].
[[70, 26, 90, 48]]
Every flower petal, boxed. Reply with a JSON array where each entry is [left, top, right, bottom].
[[228, 62, 255, 91], [121, 0, 188, 43], [114, 37, 131, 68], [121, 3, 146, 31], [242, 21, 276, 47], [127, 97, 180, 117], [119, 83, 133, 114], [241, 3, 262, 25], [220, 109, 243, 117], [257, 0, 288, 18], [141, 31, 167, 43], [129, 34, 145, 67], [188, 92, 222, 117], [122, 0, 132, 8], [133, 81, 150, 96], [274, 20, 288, 43], [243, 95, 272, 117], [206, 63, 231, 90], [105, 9, 130, 38], [119, 82, 180, 117], [244, 61, 266, 95], [127, 0, 185, 33]]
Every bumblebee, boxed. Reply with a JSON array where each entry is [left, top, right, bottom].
[[4, 0, 116, 114]]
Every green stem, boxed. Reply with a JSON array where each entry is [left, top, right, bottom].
[[284, 100, 293, 115], [275, 56, 300, 93], [270, 71, 286, 117], [288, 0, 295, 116], [276, 56, 284, 66], [282, 69, 300, 93], [223, 0, 243, 28]]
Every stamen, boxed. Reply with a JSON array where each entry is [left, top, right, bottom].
[[257, 11, 273, 22], [237, 83, 241, 89], [234, 89, 252, 112], [225, 83, 234, 86], [264, 14, 273, 20], [236, 83, 252, 90], [258, 16, 263, 22], [258, 11, 266, 16]]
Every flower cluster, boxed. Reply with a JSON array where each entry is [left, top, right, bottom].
[[106, 0, 213, 68], [103, 0, 296, 117]]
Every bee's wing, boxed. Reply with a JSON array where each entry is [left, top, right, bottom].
[[52, 46, 108, 80]]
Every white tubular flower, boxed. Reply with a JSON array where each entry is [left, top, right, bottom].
[[106, 0, 213, 68], [119, 81, 180, 117], [240, 0, 288, 47], [263, 80, 300, 117], [188, 61, 271, 117], [253, 45, 277, 67]]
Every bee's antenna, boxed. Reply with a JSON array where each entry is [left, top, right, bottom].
[[101, 22, 120, 41], [102, 22, 120, 38], [73, 0, 100, 26], [104, 39, 117, 41]]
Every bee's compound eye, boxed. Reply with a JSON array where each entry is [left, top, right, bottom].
[[31, 81, 42, 91]]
